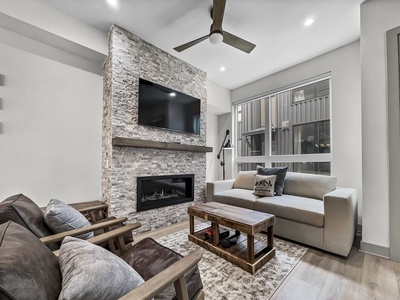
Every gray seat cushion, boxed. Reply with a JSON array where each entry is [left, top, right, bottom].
[[255, 195, 324, 227], [214, 189, 258, 209]]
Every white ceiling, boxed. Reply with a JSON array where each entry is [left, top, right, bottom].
[[37, 0, 363, 90]]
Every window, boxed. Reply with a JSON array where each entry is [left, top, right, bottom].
[[236, 98, 266, 157], [234, 77, 331, 175]]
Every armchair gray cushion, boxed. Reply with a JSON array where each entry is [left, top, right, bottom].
[[59, 236, 145, 300], [44, 199, 94, 239]]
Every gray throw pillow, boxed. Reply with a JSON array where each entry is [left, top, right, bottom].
[[59, 236, 145, 300], [256, 166, 288, 196], [44, 199, 93, 239]]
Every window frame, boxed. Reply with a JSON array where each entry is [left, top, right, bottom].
[[233, 76, 332, 173]]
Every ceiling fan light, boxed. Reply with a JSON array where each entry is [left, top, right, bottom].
[[209, 31, 223, 45]]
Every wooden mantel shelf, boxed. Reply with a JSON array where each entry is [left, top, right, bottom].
[[112, 137, 213, 153]]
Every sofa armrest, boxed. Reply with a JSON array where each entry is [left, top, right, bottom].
[[323, 187, 358, 256], [206, 179, 235, 202]]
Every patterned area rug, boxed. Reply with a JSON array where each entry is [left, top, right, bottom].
[[156, 223, 307, 300]]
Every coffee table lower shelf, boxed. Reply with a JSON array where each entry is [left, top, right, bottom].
[[189, 228, 275, 274]]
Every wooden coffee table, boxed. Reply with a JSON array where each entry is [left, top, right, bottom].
[[188, 202, 275, 274]]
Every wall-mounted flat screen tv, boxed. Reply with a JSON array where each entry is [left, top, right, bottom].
[[138, 78, 201, 135]]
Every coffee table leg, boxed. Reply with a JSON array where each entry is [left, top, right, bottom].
[[189, 215, 194, 235], [267, 225, 274, 249], [247, 234, 255, 264], [212, 222, 220, 245]]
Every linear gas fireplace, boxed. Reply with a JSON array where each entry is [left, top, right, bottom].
[[137, 174, 194, 212]]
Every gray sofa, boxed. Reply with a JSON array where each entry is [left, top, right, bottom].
[[206, 171, 357, 257]]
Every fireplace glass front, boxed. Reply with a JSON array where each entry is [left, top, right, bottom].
[[137, 174, 194, 212]]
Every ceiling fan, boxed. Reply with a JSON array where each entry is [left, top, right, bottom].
[[173, 0, 256, 54]]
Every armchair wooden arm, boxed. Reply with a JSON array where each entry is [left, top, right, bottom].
[[40, 217, 129, 245], [52, 222, 142, 257], [120, 248, 204, 300]]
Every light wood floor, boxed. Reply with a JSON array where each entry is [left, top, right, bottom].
[[134, 221, 400, 300]]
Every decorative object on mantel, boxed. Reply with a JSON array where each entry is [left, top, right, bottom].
[[217, 129, 234, 180], [112, 137, 213, 153], [156, 223, 307, 300]]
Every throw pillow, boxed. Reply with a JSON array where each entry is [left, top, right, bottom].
[[256, 166, 288, 196], [233, 171, 256, 190], [253, 175, 276, 197], [58, 236, 145, 300], [44, 199, 93, 239]]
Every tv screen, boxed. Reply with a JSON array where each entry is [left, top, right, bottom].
[[138, 78, 201, 135]]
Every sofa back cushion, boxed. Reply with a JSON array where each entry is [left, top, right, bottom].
[[282, 172, 337, 200], [233, 171, 256, 190], [0, 221, 62, 300]]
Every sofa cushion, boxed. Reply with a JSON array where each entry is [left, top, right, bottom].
[[44, 199, 94, 239], [59, 236, 145, 300], [214, 189, 258, 209], [256, 166, 288, 196], [253, 175, 276, 197], [283, 172, 337, 200], [233, 171, 256, 190], [122, 237, 203, 300], [254, 195, 324, 227], [0, 194, 58, 250], [0, 221, 62, 300]]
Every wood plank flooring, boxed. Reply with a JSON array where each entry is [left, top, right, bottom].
[[133, 221, 400, 300]]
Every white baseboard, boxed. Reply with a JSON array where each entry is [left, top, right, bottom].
[[360, 240, 390, 259]]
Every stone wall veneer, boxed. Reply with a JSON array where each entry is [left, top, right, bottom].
[[102, 25, 207, 232]]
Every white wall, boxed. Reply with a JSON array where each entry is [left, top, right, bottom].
[[0, 0, 107, 55], [360, 0, 400, 254], [206, 79, 231, 181], [206, 112, 219, 181], [232, 41, 363, 223], [0, 34, 103, 207]]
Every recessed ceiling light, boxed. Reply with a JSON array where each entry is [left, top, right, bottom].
[[107, 0, 118, 6], [220, 66, 226, 71], [169, 92, 176, 97], [305, 18, 314, 26]]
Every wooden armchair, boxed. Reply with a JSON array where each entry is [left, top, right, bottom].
[[0, 194, 131, 250], [0, 221, 204, 300]]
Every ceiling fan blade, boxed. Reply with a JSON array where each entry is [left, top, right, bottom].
[[212, 0, 226, 30], [173, 35, 209, 52], [222, 31, 256, 54]]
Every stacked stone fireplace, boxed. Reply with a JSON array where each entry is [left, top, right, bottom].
[[102, 25, 208, 232]]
